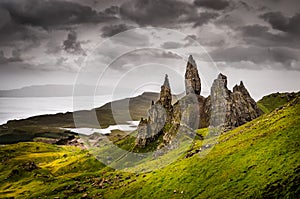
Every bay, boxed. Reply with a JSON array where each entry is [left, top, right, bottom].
[[0, 96, 116, 125]]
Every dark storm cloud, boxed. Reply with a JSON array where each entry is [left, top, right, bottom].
[[194, 0, 230, 10], [63, 31, 85, 55], [104, 6, 120, 15], [101, 24, 134, 38], [209, 46, 300, 69], [239, 24, 300, 49], [120, 0, 194, 26], [0, 0, 117, 29], [0, 49, 22, 64], [261, 12, 300, 35], [0, 7, 42, 47], [119, 0, 219, 27], [192, 12, 219, 27]]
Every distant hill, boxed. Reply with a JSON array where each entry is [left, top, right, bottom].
[[0, 84, 125, 97], [0, 92, 161, 144], [257, 91, 300, 113], [0, 96, 299, 198]]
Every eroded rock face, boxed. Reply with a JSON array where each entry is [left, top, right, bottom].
[[198, 95, 211, 128], [135, 56, 262, 149], [163, 94, 199, 144], [135, 118, 154, 147], [210, 74, 262, 131], [185, 55, 201, 95], [157, 74, 173, 123], [135, 75, 173, 148]]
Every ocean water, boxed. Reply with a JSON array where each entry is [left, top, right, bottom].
[[0, 96, 116, 125], [63, 121, 140, 135]]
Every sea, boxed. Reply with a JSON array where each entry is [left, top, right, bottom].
[[0, 95, 142, 135], [0, 95, 117, 125]]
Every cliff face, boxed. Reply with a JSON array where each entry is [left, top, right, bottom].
[[135, 56, 262, 148], [210, 74, 262, 131]]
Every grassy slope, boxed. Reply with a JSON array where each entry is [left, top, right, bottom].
[[257, 91, 300, 113], [0, 98, 299, 198]]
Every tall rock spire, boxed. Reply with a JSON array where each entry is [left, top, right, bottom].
[[158, 74, 172, 110], [185, 55, 201, 95], [163, 74, 170, 88], [135, 74, 173, 148]]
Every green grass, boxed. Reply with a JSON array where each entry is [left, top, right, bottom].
[[257, 91, 299, 113], [0, 97, 299, 198]]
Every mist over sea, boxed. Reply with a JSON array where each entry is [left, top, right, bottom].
[[0, 95, 116, 125]]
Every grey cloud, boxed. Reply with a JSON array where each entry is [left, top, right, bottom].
[[194, 0, 230, 10], [0, 0, 117, 29], [107, 49, 181, 71], [119, 0, 219, 27], [161, 41, 184, 49], [239, 24, 300, 49], [261, 12, 300, 35], [0, 18, 40, 47], [101, 24, 134, 38], [0, 49, 22, 64], [192, 12, 219, 27], [104, 6, 120, 15], [209, 46, 300, 69], [111, 30, 150, 47], [56, 57, 68, 66], [120, 0, 196, 26], [183, 34, 226, 47], [63, 31, 86, 55]]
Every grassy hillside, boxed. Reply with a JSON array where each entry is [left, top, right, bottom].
[[257, 91, 299, 113], [0, 97, 299, 198]]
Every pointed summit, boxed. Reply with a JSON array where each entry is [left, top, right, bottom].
[[188, 55, 196, 67], [158, 74, 172, 110], [163, 74, 170, 88], [233, 80, 250, 96], [185, 55, 201, 95]]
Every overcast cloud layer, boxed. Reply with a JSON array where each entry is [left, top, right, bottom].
[[0, 0, 299, 99]]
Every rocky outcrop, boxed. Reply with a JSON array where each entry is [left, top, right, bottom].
[[135, 75, 173, 148], [185, 55, 201, 95], [135, 55, 262, 148], [156, 75, 173, 123], [135, 117, 154, 147], [210, 74, 262, 131], [162, 94, 199, 144]]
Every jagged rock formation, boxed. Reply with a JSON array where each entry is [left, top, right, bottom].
[[135, 75, 173, 148], [135, 55, 262, 148], [210, 74, 262, 131], [156, 74, 173, 123], [185, 55, 201, 95]]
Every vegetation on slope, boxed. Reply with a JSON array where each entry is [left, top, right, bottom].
[[257, 91, 300, 113], [0, 97, 299, 198]]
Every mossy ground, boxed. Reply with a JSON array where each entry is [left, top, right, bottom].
[[0, 98, 299, 198], [257, 91, 300, 113]]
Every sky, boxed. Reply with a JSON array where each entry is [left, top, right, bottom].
[[0, 0, 300, 100]]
